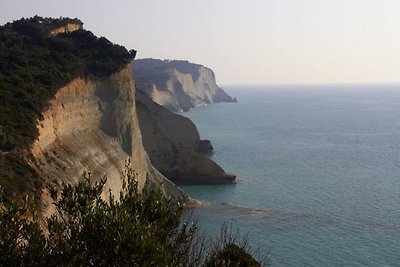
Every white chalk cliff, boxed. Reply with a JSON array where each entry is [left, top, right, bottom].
[[30, 65, 186, 216], [133, 59, 236, 112]]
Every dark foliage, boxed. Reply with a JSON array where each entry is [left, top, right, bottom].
[[205, 244, 261, 267], [0, 165, 263, 266], [204, 222, 269, 267], [0, 152, 42, 204], [0, 166, 202, 266]]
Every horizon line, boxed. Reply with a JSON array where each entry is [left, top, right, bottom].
[[220, 82, 400, 87]]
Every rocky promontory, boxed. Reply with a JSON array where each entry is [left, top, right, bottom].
[[136, 90, 236, 185], [133, 59, 237, 112]]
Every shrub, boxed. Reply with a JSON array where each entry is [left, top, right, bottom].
[[204, 244, 261, 267], [0, 166, 201, 266], [204, 222, 268, 267], [0, 165, 264, 266]]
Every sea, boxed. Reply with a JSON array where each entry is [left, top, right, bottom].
[[180, 84, 400, 266]]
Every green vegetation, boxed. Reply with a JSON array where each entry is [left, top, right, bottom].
[[0, 166, 263, 266], [0, 16, 136, 199], [134, 58, 203, 79], [205, 244, 261, 267], [204, 223, 267, 267], [0, 151, 41, 200]]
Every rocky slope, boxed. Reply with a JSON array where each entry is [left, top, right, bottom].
[[133, 59, 236, 112], [136, 90, 236, 185], [30, 65, 186, 216]]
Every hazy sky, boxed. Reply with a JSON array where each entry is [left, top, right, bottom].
[[1, 0, 399, 84]]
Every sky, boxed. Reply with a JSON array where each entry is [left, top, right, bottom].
[[1, 0, 399, 85]]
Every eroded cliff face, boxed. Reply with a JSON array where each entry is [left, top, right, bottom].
[[136, 90, 236, 185], [133, 59, 236, 112], [49, 23, 83, 36], [30, 65, 185, 216]]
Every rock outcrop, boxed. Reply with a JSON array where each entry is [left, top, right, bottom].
[[133, 59, 236, 112], [30, 65, 186, 216], [136, 90, 236, 185], [49, 22, 83, 36]]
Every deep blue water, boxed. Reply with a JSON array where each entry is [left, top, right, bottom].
[[180, 84, 400, 266]]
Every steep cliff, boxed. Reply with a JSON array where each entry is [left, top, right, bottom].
[[136, 90, 236, 185], [31, 65, 186, 215], [133, 59, 236, 112], [0, 17, 185, 215]]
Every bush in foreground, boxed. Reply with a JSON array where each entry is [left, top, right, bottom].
[[0, 166, 264, 266], [204, 223, 267, 267]]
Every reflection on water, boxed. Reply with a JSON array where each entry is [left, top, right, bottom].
[[188, 201, 400, 233]]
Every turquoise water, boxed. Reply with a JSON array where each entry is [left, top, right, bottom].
[[180, 84, 400, 266]]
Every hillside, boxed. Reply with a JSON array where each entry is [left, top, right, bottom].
[[0, 16, 182, 212], [0, 16, 135, 151]]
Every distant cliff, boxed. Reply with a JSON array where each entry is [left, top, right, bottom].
[[133, 59, 236, 112]]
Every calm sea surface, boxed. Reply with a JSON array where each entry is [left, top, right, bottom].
[[180, 84, 400, 266]]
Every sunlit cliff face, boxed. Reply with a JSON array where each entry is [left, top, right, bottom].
[[49, 23, 82, 36], [30, 65, 185, 216]]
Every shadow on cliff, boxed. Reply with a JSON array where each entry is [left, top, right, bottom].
[[135, 90, 236, 185]]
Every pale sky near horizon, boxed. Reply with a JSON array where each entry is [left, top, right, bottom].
[[1, 0, 399, 85]]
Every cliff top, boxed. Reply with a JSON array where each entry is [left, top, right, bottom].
[[133, 58, 212, 83], [134, 58, 206, 71], [3, 16, 83, 36]]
